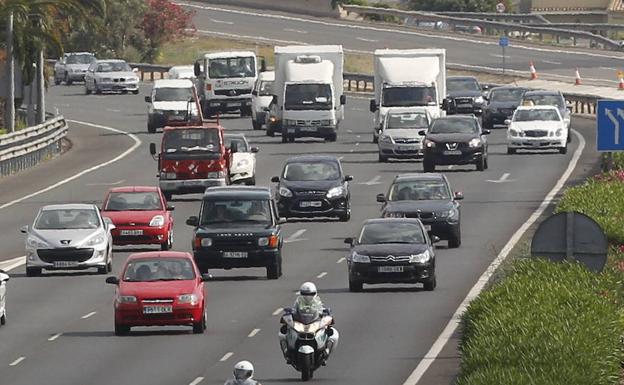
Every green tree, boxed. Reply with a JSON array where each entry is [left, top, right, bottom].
[[408, 0, 511, 12]]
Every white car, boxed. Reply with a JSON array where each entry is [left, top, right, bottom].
[[167, 65, 196, 80], [54, 52, 96, 85], [0, 269, 8, 326], [378, 108, 431, 162], [251, 71, 275, 130], [84, 59, 139, 95], [224, 133, 259, 185], [21, 204, 115, 276], [506, 106, 568, 154], [145, 79, 200, 133]]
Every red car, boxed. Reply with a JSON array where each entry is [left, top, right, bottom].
[[102, 186, 174, 250], [105, 251, 208, 335]]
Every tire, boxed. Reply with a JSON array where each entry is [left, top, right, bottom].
[[147, 121, 156, 134], [0, 312, 5, 325], [266, 255, 280, 280], [281, 134, 288, 143], [26, 267, 42, 277], [94, 83, 102, 95], [132, 90, 139, 95], [114, 323, 130, 336], [423, 159, 435, 172], [378, 153, 388, 163], [192, 309, 207, 334], [448, 227, 461, 248], [54, 75, 61, 85], [327, 133, 337, 142], [482, 119, 493, 130], [85, 85, 91, 95], [476, 156, 485, 171], [300, 353, 313, 382], [65, 74, 73, 86], [372, 134, 378, 144], [559, 146, 567, 155], [423, 275, 436, 291], [161, 229, 173, 251], [484, 156, 489, 170], [247, 176, 256, 186], [349, 276, 363, 292], [339, 208, 351, 222], [507, 147, 516, 155], [252, 120, 261, 130], [288, 136, 295, 143], [266, 125, 275, 137]]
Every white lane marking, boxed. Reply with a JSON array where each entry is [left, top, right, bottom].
[[273, 307, 284, 316], [337, 257, 346, 264], [0, 120, 141, 211], [81, 311, 96, 319], [316, 272, 328, 278], [356, 135, 361, 138], [355, 142, 360, 146], [447, 165, 454, 170], [197, 29, 306, 46], [347, 129, 353, 133], [356, 37, 378, 42], [86, 179, 126, 186], [48, 333, 62, 341], [542, 59, 562, 65], [600, 66, 618, 71], [105, 108, 121, 113], [402, 129, 586, 385], [359, 175, 382, 185], [284, 28, 308, 34], [486, 173, 515, 183], [210, 18, 234, 25], [9, 357, 25, 366], [248, 328, 261, 337], [352, 108, 364, 111], [220, 352, 234, 362], [489, 54, 509, 59], [349, 149, 355, 152], [284, 229, 307, 243], [0, 256, 26, 272], [189, 377, 205, 385]]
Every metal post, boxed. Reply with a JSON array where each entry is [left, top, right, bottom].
[[565, 211, 574, 261], [5, 12, 15, 132], [502, 45, 506, 76], [36, 50, 45, 124]]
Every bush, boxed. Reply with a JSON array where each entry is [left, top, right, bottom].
[[613, 152, 624, 170]]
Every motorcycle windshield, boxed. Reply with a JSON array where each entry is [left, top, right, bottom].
[[295, 310, 320, 325]]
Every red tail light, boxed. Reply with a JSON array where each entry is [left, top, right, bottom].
[[194, 237, 201, 249], [206, 84, 212, 91]]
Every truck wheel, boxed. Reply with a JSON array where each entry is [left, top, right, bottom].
[[252, 120, 261, 130], [423, 159, 435, 172]]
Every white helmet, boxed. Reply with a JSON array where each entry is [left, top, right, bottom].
[[299, 282, 317, 305], [233, 360, 254, 380]]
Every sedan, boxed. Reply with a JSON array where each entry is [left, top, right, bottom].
[[0, 269, 8, 326], [345, 218, 438, 292], [481, 86, 528, 129], [84, 59, 139, 95], [224, 133, 259, 185], [101, 186, 175, 250], [105, 251, 209, 335], [506, 106, 569, 154], [21, 204, 115, 276]]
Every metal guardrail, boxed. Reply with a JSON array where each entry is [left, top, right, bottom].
[[0, 115, 68, 177], [436, 11, 551, 24]]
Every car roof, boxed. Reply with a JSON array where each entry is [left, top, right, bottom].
[[127, 251, 193, 261], [96, 59, 127, 63], [108, 186, 160, 193], [515, 105, 559, 111], [393, 173, 446, 182], [40, 203, 97, 211], [522, 90, 563, 97], [362, 218, 424, 226], [285, 154, 340, 163], [153, 79, 194, 88], [202, 186, 271, 199]]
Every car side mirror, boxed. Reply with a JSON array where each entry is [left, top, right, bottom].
[[369, 99, 378, 113], [271, 95, 278, 105], [278, 217, 287, 224], [194, 61, 202, 77], [454, 191, 464, 200], [271, 176, 279, 183], [340, 94, 346, 105], [482, 129, 491, 135], [251, 146, 259, 153], [441, 98, 449, 110], [105, 276, 119, 285], [149, 143, 157, 155], [344, 237, 354, 245], [20, 225, 28, 234], [252, 90, 258, 96], [166, 204, 175, 211], [418, 130, 427, 136], [504, 119, 511, 126], [376, 193, 386, 203], [186, 216, 199, 227], [145, 96, 152, 103], [431, 235, 441, 244], [230, 142, 239, 153], [344, 175, 353, 182], [201, 273, 211, 282]]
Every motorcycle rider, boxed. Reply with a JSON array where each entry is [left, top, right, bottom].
[[224, 360, 261, 385]]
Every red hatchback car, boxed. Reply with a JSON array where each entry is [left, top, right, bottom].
[[102, 186, 174, 250], [106, 251, 208, 335]]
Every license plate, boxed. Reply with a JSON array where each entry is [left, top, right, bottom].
[[53, 261, 79, 268], [300, 201, 322, 208], [443, 150, 462, 155], [399, 146, 415, 151], [424, 224, 432, 231], [223, 251, 248, 258], [227, 102, 241, 107], [378, 266, 404, 273], [120, 229, 143, 236], [143, 305, 173, 314], [287, 128, 296, 133], [300, 127, 317, 132]]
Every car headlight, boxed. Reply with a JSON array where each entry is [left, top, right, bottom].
[[438, 208, 459, 220], [326, 186, 345, 199], [351, 251, 370, 263], [474, 96, 484, 104], [128, 77, 138, 83], [555, 129, 563, 137], [284, 119, 297, 126], [380, 135, 393, 144], [279, 186, 293, 197], [149, 215, 165, 227], [26, 236, 48, 249], [384, 211, 406, 218], [258, 235, 279, 248], [86, 234, 106, 246], [118, 295, 137, 304], [207, 171, 225, 179], [468, 138, 482, 148], [235, 159, 250, 169], [200, 238, 212, 247], [178, 294, 198, 305], [424, 139, 436, 148], [409, 250, 431, 264]]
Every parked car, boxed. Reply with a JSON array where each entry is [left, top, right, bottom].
[[344, 218, 438, 292], [376, 173, 463, 248], [167, 65, 195, 80], [272, 155, 352, 221], [84, 59, 139, 95], [54, 52, 96, 85], [251, 70, 275, 130], [224, 133, 259, 185], [187, 186, 284, 279], [521, 90, 571, 132], [145, 79, 200, 133], [0, 269, 8, 326], [105, 251, 209, 335], [378, 109, 431, 162], [101, 186, 175, 251], [506, 105, 569, 154], [422, 115, 490, 172], [481, 86, 528, 129], [445, 76, 486, 115], [21, 204, 115, 276]]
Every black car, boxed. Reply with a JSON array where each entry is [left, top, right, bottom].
[[344, 218, 438, 292], [481, 86, 528, 129], [421, 115, 490, 172], [376, 173, 463, 248], [272, 155, 352, 221], [445, 76, 486, 115], [186, 186, 283, 279]]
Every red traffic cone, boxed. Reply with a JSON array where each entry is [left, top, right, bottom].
[[529, 62, 538, 80], [618, 75, 624, 90], [574, 68, 582, 85]]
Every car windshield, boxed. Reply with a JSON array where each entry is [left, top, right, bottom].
[[163, 129, 220, 153], [447, 78, 480, 92], [388, 180, 450, 201], [283, 161, 341, 181], [104, 192, 162, 211], [34, 209, 100, 230], [285, 84, 332, 111], [514, 109, 560, 122], [489, 88, 525, 103], [97, 62, 132, 72], [429, 118, 478, 134], [382, 86, 436, 107], [200, 199, 271, 225], [208, 57, 255, 79], [259, 80, 273, 96], [386, 113, 429, 130], [224, 136, 249, 152], [522, 94, 563, 109], [66, 54, 95, 65], [358, 222, 425, 244], [123, 258, 195, 282], [154, 87, 193, 102]]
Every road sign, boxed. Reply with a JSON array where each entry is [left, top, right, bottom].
[[499, 36, 509, 47], [597, 100, 624, 151], [496, 2, 506, 13]]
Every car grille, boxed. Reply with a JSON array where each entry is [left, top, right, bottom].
[[404, 212, 435, 220], [524, 130, 548, 138], [370, 255, 411, 263], [440, 142, 467, 150], [294, 190, 327, 197], [214, 88, 252, 96], [393, 138, 421, 144], [455, 97, 473, 104], [292, 120, 323, 126], [113, 78, 128, 82], [37, 248, 94, 263], [212, 237, 256, 249]]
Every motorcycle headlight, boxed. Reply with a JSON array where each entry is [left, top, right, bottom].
[[207, 171, 225, 179], [235, 159, 250, 169], [86, 234, 106, 246], [279, 186, 293, 197], [474, 96, 484, 104], [326, 186, 345, 199], [379, 135, 393, 144], [118, 295, 137, 304], [424, 139, 436, 148], [149, 215, 165, 227], [26, 236, 48, 249], [351, 252, 370, 263], [409, 250, 431, 264], [178, 294, 198, 305], [468, 138, 482, 148]]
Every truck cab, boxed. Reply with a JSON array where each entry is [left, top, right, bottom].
[[145, 79, 201, 133]]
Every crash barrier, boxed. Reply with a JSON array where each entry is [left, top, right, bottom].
[[0, 115, 68, 177], [341, 4, 622, 50]]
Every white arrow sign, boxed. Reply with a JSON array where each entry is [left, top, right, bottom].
[[358, 175, 382, 185], [487, 173, 515, 183], [605, 108, 622, 145]]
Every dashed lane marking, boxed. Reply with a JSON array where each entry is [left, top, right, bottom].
[[48, 333, 62, 341], [9, 357, 25, 366], [0, 256, 26, 272], [220, 352, 234, 362], [284, 229, 307, 243], [248, 328, 261, 337], [316, 272, 328, 278], [272, 307, 283, 316], [337, 257, 346, 264], [81, 312, 96, 319]]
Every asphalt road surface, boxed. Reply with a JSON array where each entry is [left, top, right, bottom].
[[0, 80, 598, 385]]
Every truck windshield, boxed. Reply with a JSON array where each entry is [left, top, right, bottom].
[[154, 87, 193, 102], [285, 84, 332, 111], [163, 129, 220, 153], [200, 199, 271, 225], [208, 57, 255, 79], [382, 86, 437, 107]]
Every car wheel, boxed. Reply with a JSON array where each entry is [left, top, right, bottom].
[[423, 275, 436, 291], [266, 256, 280, 280], [94, 83, 102, 95], [423, 159, 435, 172], [372, 134, 378, 144], [252, 120, 261, 130], [247, 176, 256, 186], [161, 229, 173, 251], [559, 146, 567, 155], [348, 277, 363, 292], [339, 208, 351, 222], [326, 133, 337, 142], [132, 90, 139, 95], [484, 155, 489, 170], [378, 153, 387, 163], [85, 85, 91, 95], [193, 309, 207, 334], [288, 136, 295, 143], [114, 322, 130, 336], [507, 147, 516, 155], [97, 258, 111, 274], [0, 311, 5, 325], [26, 267, 42, 277], [267, 126, 275, 137], [281, 134, 288, 143], [147, 121, 156, 134], [448, 228, 461, 248], [482, 119, 493, 130], [476, 156, 485, 171], [54, 75, 61, 85]]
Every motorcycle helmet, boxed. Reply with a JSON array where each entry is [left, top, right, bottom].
[[233, 360, 254, 380], [299, 281, 318, 306]]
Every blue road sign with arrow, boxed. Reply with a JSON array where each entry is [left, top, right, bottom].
[[499, 36, 509, 47], [597, 100, 624, 151]]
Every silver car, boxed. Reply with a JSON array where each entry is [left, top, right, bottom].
[[53, 52, 96, 85], [378, 109, 431, 162], [0, 269, 8, 325], [84, 59, 139, 95], [21, 204, 115, 276]]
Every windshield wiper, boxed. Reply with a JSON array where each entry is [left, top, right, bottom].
[[375, 241, 414, 244], [180, 146, 213, 152]]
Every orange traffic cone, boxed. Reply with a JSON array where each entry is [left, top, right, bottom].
[[574, 68, 582, 85], [529, 62, 538, 80], [618, 75, 624, 90]]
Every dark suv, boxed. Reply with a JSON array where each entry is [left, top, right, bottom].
[[186, 186, 283, 279], [376, 173, 463, 248], [445, 76, 486, 115], [421, 115, 490, 172], [481, 86, 528, 129]]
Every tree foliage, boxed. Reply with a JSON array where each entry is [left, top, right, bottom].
[[408, 0, 511, 12]]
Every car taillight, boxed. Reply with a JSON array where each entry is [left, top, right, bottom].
[[194, 237, 201, 249], [206, 84, 212, 91]]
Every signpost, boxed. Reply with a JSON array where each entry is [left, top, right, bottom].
[[499, 36, 509, 76], [496, 2, 506, 13], [596, 100, 624, 151]]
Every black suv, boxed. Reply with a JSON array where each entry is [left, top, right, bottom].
[[272, 155, 352, 221], [376, 173, 463, 248], [186, 186, 283, 279], [421, 115, 490, 172], [445, 76, 486, 115], [481, 86, 528, 129]]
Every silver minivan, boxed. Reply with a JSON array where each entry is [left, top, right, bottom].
[[378, 109, 431, 162]]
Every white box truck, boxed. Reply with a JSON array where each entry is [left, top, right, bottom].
[[193, 51, 260, 117], [272, 45, 345, 143], [370, 49, 446, 143]]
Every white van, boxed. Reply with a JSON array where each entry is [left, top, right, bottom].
[[145, 79, 199, 133], [168, 65, 195, 80], [251, 71, 275, 130]]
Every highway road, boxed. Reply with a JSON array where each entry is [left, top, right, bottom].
[[182, 1, 624, 86], [0, 80, 597, 385]]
